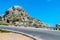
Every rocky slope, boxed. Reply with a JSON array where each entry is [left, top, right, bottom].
[[3, 5, 49, 27]]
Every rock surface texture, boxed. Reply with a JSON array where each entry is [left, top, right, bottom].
[[3, 5, 49, 27]]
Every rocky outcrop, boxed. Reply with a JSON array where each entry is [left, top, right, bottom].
[[3, 5, 49, 27], [0, 16, 2, 21], [56, 24, 60, 28]]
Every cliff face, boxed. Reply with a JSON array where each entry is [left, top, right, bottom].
[[3, 5, 49, 27]]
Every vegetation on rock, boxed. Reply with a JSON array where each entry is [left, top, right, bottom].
[[3, 5, 49, 27]]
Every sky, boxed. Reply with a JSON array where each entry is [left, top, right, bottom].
[[0, 0, 60, 27]]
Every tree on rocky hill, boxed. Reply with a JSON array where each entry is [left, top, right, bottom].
[[0, 16, 2, 21]]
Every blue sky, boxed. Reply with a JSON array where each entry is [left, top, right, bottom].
[[0, 0, 60, 27]]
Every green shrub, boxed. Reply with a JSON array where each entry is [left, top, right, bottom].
[[59, 28, 60, 30], [0, 21, 8, 25], [0, 29, 10, 33]]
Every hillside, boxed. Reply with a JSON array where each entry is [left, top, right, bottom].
[[3, 5, 49, 27]]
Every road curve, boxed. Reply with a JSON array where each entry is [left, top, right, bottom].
[[0, 26, 60, 40]]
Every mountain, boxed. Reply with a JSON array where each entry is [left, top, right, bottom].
[[3, 5, 49, 27]]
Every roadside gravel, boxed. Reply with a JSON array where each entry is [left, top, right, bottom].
[[0, 32, 33, 40]]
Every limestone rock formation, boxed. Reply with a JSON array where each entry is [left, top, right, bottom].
[[3, 5, 49, 27]]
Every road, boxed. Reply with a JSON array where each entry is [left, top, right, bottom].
[[0, 26, 60, 40]]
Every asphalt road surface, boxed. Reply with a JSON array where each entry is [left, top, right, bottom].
[[0, 26, 60, 40]]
